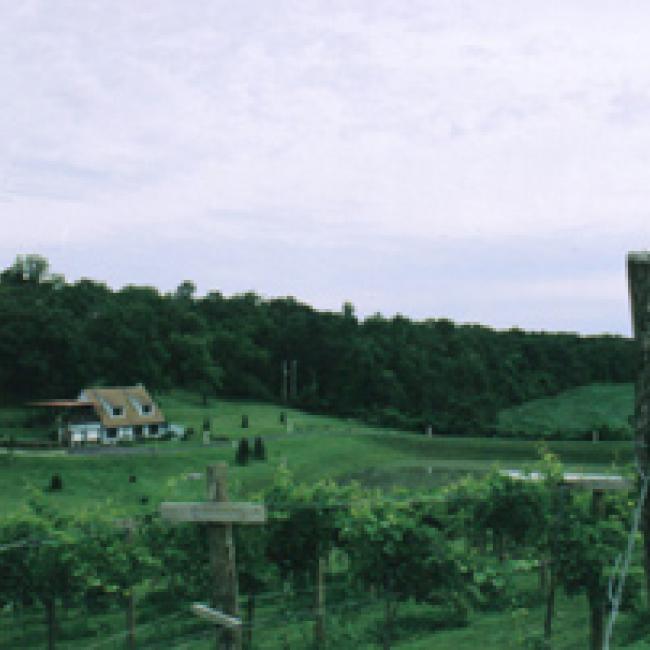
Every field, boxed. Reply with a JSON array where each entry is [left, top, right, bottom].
[[498, 383, 634, 439], [0, 387, 635, 516], [1, 384, 648, 649]]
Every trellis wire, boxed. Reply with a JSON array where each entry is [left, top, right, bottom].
[[603, 469, 649, 650]]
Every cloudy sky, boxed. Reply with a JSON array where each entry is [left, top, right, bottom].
[[2, 1, 649, 335]]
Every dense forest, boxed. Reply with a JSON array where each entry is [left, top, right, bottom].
[[0, 255, 636, 434]]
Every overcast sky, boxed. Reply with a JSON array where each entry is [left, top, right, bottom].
[[2, 1, 649, 335]]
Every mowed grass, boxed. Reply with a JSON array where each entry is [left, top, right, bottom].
[[0, 388, 635, 516], [497, 383, 634, 438]]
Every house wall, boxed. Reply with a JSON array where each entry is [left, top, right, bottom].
[[59, 423, 101, 446], [101, 426, 134, 443]]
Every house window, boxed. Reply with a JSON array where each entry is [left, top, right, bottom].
[[150, 424, 158, 436], [142, 404, 152, 415], [107, 428, 117, 439], [112, 407, 123, 417]]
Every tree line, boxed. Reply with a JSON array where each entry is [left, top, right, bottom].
[[0, 254, 636, 434]]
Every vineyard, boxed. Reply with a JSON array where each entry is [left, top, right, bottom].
[[1, 450, 648, 649]]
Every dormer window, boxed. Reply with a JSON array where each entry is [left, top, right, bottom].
[[112, 407, 123, 417], [142, 404, 152, 415]]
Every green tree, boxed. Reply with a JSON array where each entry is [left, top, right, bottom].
[[0, 503, 87, 649], [342, 494, 472, 649]]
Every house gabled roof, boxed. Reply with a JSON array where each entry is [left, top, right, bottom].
[[80, 386, 165, 427]]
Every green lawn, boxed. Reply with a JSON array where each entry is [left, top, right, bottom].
[[0, 389, 634, 516], [497, 383, 634, 439]]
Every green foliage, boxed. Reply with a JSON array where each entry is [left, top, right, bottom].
[[264, 469, 355, 585], [0, 505, 82, 610], [342, 494, 473, 609]]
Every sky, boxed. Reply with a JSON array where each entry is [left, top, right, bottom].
[[1, 1, 649, 335]]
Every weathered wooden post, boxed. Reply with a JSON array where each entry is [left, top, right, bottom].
[[208, 464, 239, 649], [627, 251, 650, 601], [160, 463, 266, 650]]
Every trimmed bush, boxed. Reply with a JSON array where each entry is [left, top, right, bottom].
[[253, 436, 266, 460], [236, 438, 250, 465]]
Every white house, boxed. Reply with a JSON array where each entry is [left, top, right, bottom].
[[56, 385, 168, 446]]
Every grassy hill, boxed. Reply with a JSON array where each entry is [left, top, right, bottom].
[[497, 383, 634, 440]]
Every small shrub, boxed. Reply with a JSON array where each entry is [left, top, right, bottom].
[[236, 438, 250, 465], [241, 414, 249, 429], [129, 475, 137, 483], [203, 418, 211, 432], [140, 496, 150, 505], [49, 474, 63, 491], [279, 411, 286, 424], [185, 427, 195, 439], [253, 436, 266, 460]]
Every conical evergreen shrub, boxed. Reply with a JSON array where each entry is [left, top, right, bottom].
[[236, 438, 250, 465], [253, 436, 266, 460]]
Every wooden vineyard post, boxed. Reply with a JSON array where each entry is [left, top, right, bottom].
[[208, 464, 239, 650], [627, 252, 650, 603], [160, 463, 266, 650]]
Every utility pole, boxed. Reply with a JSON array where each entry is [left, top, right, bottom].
[[290, 360, 298, 401], [281, 361, 289, 404]]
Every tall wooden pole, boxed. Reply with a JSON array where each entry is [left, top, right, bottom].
[[281, 361, 288, 404], [627, 252, 650, 603], [290, 360, 298, 401], [207, 464, 241, 650]]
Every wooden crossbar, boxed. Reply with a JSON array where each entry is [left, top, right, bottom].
[[160, 501, 266, 524], [191, 603, 242, 631], [500, 470, 631, 491]]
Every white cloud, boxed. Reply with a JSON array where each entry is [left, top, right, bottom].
[[1, 1, 649, 332]]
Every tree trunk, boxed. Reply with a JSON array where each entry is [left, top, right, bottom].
[[539, 558, 547, 593], [588, 590, 605, 650], [46, 598, 56, 650], [589, 490, 605, 650], [126, 591, 135, 650], [314, 557, 326, 649], [496, 531, 505, 562], [544, 569, 556, 646], [383, 596, 397, 650], [644, 500, 650, 608], [245, 593, 255, 650]]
